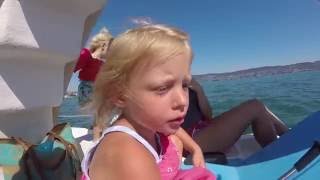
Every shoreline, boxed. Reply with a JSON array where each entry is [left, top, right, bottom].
[[194, 60, 320, 81]]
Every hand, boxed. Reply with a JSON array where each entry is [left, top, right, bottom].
[[192, 147, 206, 168]]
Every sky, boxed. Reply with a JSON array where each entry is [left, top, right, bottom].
[[68, 0, 320, 91]]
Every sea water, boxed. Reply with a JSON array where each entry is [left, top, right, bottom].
[[58, 71, 320, 129]]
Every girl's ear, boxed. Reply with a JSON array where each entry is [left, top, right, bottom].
[[111, 94, 126, 108]]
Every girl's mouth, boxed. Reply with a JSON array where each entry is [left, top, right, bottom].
[[168, 117, 184, 125]]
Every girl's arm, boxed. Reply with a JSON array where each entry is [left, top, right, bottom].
[[175, 127, 205, 167], [190, 79, 213, 119]]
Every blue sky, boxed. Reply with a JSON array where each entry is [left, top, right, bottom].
[[68, 0, 320, 91]]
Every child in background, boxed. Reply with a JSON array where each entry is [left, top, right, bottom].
[[81, 24, 215, 179], [73, 27, 113, 140]]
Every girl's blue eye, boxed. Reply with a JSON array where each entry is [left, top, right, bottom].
[[157, 86, 168, 94], [183, 82, 191, 90]]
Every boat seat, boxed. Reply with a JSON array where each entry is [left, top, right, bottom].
[[182, 111, 320, 179], [243, 111, 320, 165]]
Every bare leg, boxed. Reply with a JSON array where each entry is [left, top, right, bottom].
[[193, 99, 288, 153], [265, 106, 288, 136]]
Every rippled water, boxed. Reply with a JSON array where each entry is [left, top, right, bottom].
[[58, 71, 320, 129], [200, 71, 320, 127]]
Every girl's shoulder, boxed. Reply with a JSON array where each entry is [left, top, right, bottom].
[[91, 132, 160, 179], [97, 132, 154, 161], [79, 48, 92, 59], [81, 48, 91, 54]]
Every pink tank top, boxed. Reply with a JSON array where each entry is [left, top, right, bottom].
[[81, 125, 215, 180], [158, 133, 181, 179]]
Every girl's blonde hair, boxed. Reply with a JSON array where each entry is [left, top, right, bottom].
[[88, 27, 113, 53], [92, 24, 193, 125]]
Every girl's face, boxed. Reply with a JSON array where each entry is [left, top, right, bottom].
[[123, 51, 192, 136], [93, 42, 108, 61]]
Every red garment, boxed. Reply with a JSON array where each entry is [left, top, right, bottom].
[[74, 48, 104, 81]]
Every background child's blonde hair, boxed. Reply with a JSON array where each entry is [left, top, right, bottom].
[[92, 24, 193, 125], [88, 27, 113, 53]]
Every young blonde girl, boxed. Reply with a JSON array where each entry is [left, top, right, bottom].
[[81, 24, 215, 179], [73, 27, 113, 140]]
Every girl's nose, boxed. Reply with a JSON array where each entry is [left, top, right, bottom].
[[173, 87, 188, 111]]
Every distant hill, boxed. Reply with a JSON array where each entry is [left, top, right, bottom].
[[194, 60, 320, 81]]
